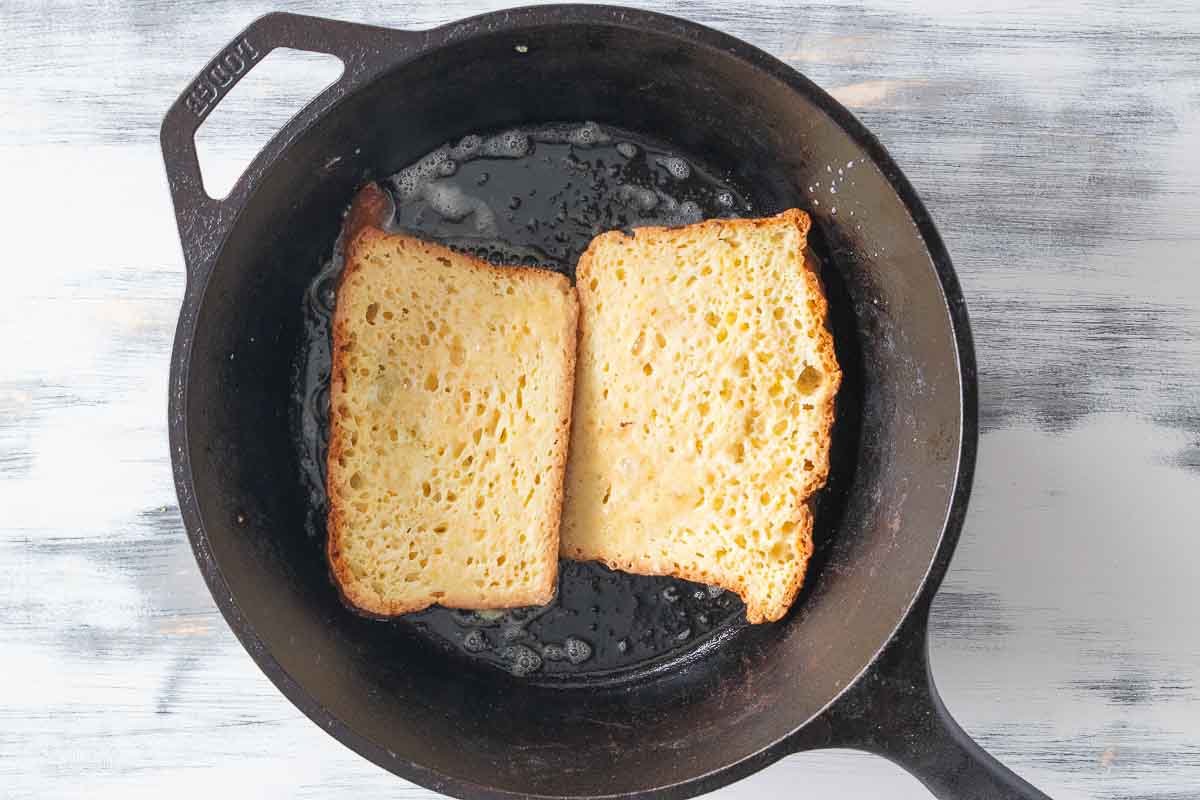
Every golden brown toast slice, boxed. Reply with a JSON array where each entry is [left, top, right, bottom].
[[560, 210, 840, 623], [327, 185, 578, 615]]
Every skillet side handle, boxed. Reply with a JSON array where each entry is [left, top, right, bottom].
[[793, 595, 1052, 800], [160, 11, 410, 277]]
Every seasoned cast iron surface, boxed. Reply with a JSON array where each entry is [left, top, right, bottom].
[[295, 123, 782, 681]]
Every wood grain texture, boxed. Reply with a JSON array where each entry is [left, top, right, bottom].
[[2, 1, 1198, 798]]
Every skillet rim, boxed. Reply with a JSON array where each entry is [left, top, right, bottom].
[[165, 5, 978, 798]]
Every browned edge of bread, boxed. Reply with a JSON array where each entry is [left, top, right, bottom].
[[325, 182, 578, 617], [572, 208, 841, 623]]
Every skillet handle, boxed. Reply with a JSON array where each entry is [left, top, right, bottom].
[[160, 12, 412, 278], [792, 595, 1052, 799]]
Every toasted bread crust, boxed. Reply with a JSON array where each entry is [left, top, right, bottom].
[[326, 184, 576, 617], [568, 209, 839, 623]]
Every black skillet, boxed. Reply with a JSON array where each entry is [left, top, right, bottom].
[[162, 7, 1050, 798]]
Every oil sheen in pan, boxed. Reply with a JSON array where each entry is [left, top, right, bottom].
[[298, 122, 759, 682]]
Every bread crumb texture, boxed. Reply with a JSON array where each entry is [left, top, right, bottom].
[[561, 210, 840, 623], [328, 226, 578, 615]]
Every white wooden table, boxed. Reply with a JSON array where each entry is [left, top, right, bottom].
[[3, 1, 1199, 797]]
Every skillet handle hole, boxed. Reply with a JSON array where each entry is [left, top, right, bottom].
[[193, 48, 344, 200]]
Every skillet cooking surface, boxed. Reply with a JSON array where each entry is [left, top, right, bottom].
[[294, 122, 860, 683]]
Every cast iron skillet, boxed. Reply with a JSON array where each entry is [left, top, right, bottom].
[[162, 7, 1050, 799]]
